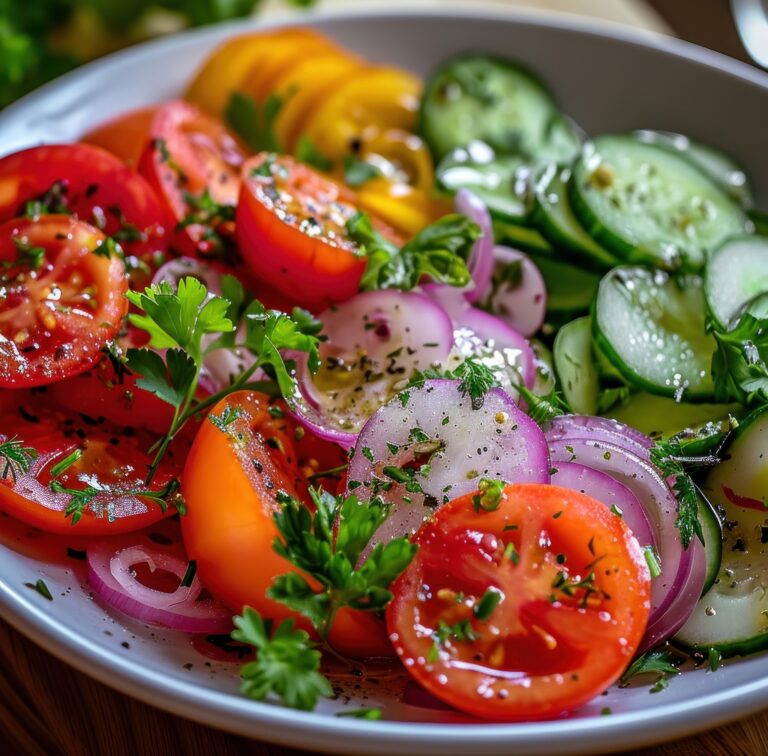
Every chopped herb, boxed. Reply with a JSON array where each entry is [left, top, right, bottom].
[[209, 405, 244, 432], [473, 589, 502, 620], [48, 448, 83, 478], [343, 155, 381, 187], [512, 383, 572, 426], [472, 477, 506, 512], [643, 545, 662, 579], [336, 707, 382, 720], [25, 578, 52, 601], [295, 135, 333, 172], [180, 560, 197, 588], [361, 446, 375, 463], [8, 237, 45, 270], [0, 436, 38, 482], [225, 91, 284, 153], [708, 647, 721, 672], [601, 707, 612, 716], [504, 541, 519, 564], [610, 504, 623, 517], [428, 618, 477, 662], [619, 649, 680, 691]]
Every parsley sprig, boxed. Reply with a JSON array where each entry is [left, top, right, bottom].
[[619, 648, 681, 693], [406, 357, 499, 409], [125, 276, 321, 483], [346, 211, 478, 292], [231, 607, 333, 711], [268, 489, 418, 640]]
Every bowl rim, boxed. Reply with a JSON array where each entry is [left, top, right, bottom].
[[1, 6, 767, 753]]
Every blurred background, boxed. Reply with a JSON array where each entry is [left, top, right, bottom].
[[0, 0, 759, 110]]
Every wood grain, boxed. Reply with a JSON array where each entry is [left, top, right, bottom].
[[1, 1, 765, 755]]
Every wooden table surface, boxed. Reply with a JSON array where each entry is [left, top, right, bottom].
[[2, 1, 767, 755]]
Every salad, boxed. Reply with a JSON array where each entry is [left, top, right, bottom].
[[1, 25, 767, 723]]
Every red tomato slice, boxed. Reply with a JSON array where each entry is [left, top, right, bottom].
[[46, 359, 175, 436], [137, 100, 247, 257], [83, 107, 157, 168], [386, 483, 651, 721], [0, 216, 128, 388], [236, 153, 404, 310], [0, 144, 171, 278], [180, 391, 391, 657], [0, 389, 188, 536]]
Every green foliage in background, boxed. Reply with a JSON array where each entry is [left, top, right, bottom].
[[0, 0, 315, 108]]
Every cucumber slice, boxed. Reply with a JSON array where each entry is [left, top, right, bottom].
[[705, 235, 768, 330], [528, 254, 599, 312], [697, 490, 723, 595], [635, 130, 754, 208], [571, 135, 748, 271], [531, 163, 619, 270], [419, 54, 580, 163], [436, 142, 529, 223], [493, 221, 554, 256], [553, 316, 598, 414], [593, 266, 717, 400], [607, 392, 741, 438], [675, 407, 768, 656]]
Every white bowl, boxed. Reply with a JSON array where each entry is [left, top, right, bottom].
[[1, 8, 768, 754]]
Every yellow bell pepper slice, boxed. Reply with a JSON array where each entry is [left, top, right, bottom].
[[269, 54, 367, 152], [301, 68, 421, 161], [358, 129, 436, 192], [185, 28, 324, 115]]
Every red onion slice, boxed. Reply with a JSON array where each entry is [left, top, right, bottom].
[[288, 290, 454, 446], [548, 436, 706, 648], [545, 415, 652, 460], [551, 462, 655, 548], [87, 529, 233, 634], [481, 245, 547, 337], [347, 379, 550, 550], [455, 189, 494, 304], [423, 284, 536, 391]]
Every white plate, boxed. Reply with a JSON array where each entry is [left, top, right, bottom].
[[1, 8, 768, 754]]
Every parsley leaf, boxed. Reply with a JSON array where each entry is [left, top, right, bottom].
[[347, 211, 477, 291], [295, 135, 333, 172], [711, 308, 768, 406], [231, 607, 332, 711], [0, 436, 38, 482], [619, 648, 680, 692], [225, 91, 284, 153], [268, 489, 418, 639], [343, 155, 381, 187]]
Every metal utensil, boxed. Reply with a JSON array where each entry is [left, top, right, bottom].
[[732, 0, 768, 68]]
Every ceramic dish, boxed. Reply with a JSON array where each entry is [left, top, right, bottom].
[[1, 8, 768, 754]]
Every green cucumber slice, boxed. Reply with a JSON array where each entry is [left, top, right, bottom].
[[531, 163, 619, 270], [419, 54, 580, 163], [593, 266, 717, 400], [493, 221, 554, 256], [436, 143, 529, 223], [571, 134, 748, 271], [697, 490, 723, 595], [528, 254, 599, 312], [553, 316, 598, 414], [635, 130, 754, 208], [607, 392, 741, 438], [705, 235, 768, 330], [675, 407, 768, 656]]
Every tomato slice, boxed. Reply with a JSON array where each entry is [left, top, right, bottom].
[[0, 389, 187, 536], [0, 216, 128, 388], [83, 107, 156, 168], [137, 100, 247, 257], [180, 391, 392, 657], [236, 153, 403, 310], [0, 144, 170, 277], [386, 483, 651, 721]]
